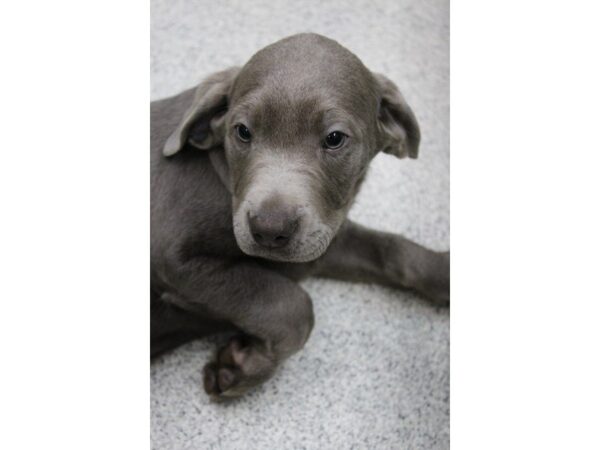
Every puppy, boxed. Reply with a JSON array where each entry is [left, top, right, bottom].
[[151, 33, 449, 399]]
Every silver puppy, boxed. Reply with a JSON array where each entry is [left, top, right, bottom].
[[152, 33, 449, 399]]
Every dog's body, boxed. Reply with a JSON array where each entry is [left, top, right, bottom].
[[151, 34, 449, 398]]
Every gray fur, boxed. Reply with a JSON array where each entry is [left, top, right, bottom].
[[151, 33, 449, 399]]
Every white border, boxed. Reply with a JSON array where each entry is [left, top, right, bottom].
[[1, 1, 149, 448], [451, 1, 600, 448]]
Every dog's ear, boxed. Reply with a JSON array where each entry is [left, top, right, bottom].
[[163, 67, 240, 156], [374, 73, 420, 159]]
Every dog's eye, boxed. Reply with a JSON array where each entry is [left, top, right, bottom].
[[236, 124, 252, 143], [324, 131, 347, 150]]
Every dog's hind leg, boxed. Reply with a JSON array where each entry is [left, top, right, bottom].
[[151, 332, 196, 359], [151, 291, 234, 358]]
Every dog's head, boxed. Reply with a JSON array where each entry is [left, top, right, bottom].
[[163, 33, 420, 262]]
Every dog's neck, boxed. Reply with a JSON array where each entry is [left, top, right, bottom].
[[208, 149, 232, 193]]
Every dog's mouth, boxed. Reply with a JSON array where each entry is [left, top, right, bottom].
[[232, 214, 334, 263], [234, 232, 332, 263]]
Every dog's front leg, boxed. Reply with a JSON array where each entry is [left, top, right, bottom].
[[167, 258, 315, 399], [315, 221, 450, 305]]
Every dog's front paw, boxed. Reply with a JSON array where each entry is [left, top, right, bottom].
[[202, 336, 276, 400]]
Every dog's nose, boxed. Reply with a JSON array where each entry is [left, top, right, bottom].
[[248, 206, 299, 249]]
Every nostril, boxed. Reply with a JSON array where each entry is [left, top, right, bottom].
[[275, 235, 288, 243]]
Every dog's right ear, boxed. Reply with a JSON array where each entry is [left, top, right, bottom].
[[163, 67, 240, 157]]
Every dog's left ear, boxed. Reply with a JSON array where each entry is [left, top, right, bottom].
[[374, 73, 421, 159], [163, 67, 240, 156]]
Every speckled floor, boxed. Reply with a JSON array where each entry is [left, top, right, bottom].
[[151, 0, 449, 448]]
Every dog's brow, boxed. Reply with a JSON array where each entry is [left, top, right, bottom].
[[322, 108, 359, 134], [228, 102, 258, 128], [231, 101, 255, 116], [230, 90, 265, 115]]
